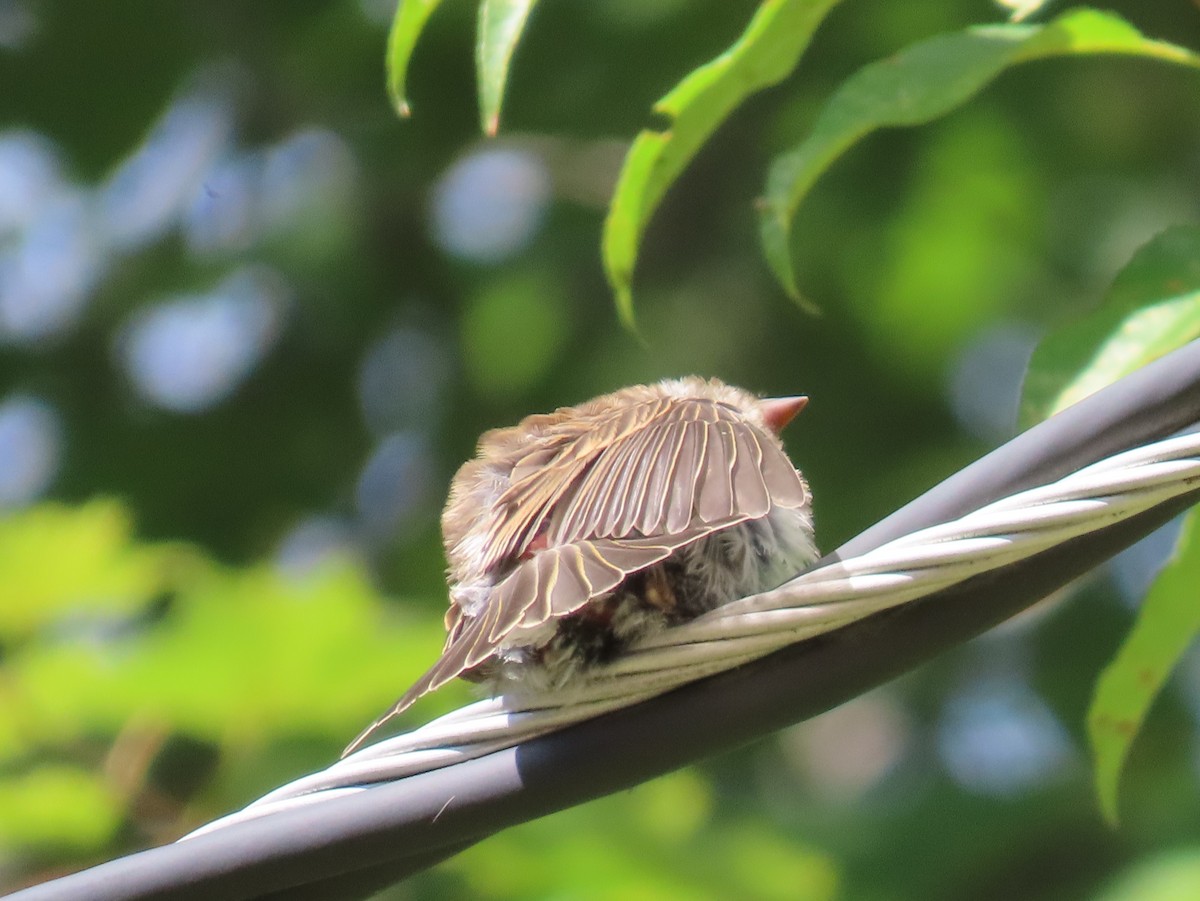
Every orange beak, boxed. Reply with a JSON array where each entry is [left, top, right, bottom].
[[759, 395, 808, 433]]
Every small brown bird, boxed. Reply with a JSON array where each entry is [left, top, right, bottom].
[[344, 377, 816, 755]]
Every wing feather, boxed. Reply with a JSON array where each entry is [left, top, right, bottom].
[[636, 420, 681, 535], [619, 422, 676, 539], [758, 438, 807, 508], [666, 421, 706, 533], [696, 420, 734, 522], [486, 561, 538, 641], [597, 436, 645, 536], [566, 439, 623, 537], [732, 426, 770, 517], [547, 548, 586, 616], [531, 539, 663, 621]]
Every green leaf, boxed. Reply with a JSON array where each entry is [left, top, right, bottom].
[[997, 0, 1056, 23], [1095, 849, 1200, 901], [6, 562, 444, 749], [386, 0, 447, 117], [451, 768, 838, 900], [1022, 225, 1200, 426], [0, 765, 121, 850], [760, 8, 1200, 299], [0, 499, 448, 768], [1088, 511, 1200, 826], [0, 501, 185, 641], [477, 0, 541, 135], [602, 0, 843, 329]]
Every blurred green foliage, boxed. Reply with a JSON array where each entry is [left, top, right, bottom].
[[1023, 225, 1200, 424], [759, 7, 1200, 299], [4, 0, 1200, 898], [449, 770, 839, 901]]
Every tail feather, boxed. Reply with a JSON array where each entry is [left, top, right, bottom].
[[341, 683, 424, 758]]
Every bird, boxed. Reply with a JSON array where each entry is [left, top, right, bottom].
[[344, 377, 817, 756]]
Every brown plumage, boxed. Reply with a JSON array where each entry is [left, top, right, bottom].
[[344, 377, 816, 755]]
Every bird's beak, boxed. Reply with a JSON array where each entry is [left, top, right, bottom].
[[759, 395, 808, 433]]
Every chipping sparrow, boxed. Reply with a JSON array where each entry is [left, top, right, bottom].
[[345, 377, 816, 755]]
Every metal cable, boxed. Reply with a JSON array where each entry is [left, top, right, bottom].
[[184, 430, 1200, 838]]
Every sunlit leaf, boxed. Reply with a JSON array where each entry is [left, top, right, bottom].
[[760, 8, 1200, 299], [386, 0, 447, 117], [0, 765, 121, 850], [1088, 511, 1200, 826], [1021, 225, 1200, 426], [0, 501, 185, 641], [602, 0, 843, 329], [451, 769, 838, 900], [1095, 849, 1200, 901], [7, 562, 444, 748], [997, 0, 1056, 23], [717, 825, 839, 901], [477, 0, 541, 135], [627, 769, 712, 844], [0, 502, 448, 768]]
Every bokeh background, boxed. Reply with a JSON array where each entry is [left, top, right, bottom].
[[3, 1, 1200, 897]]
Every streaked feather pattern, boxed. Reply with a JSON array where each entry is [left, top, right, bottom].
[[344, 378, 812, 756]]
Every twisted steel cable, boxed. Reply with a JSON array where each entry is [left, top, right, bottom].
[[184, 429, 1200, 838]]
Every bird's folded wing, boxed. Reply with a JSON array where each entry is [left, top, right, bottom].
[[483, 395, 807, 570], [344, 396, 807, 755], [390, 531, 729, 707]]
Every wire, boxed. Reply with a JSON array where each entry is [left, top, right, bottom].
[[184, 430, 1200, 838]]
